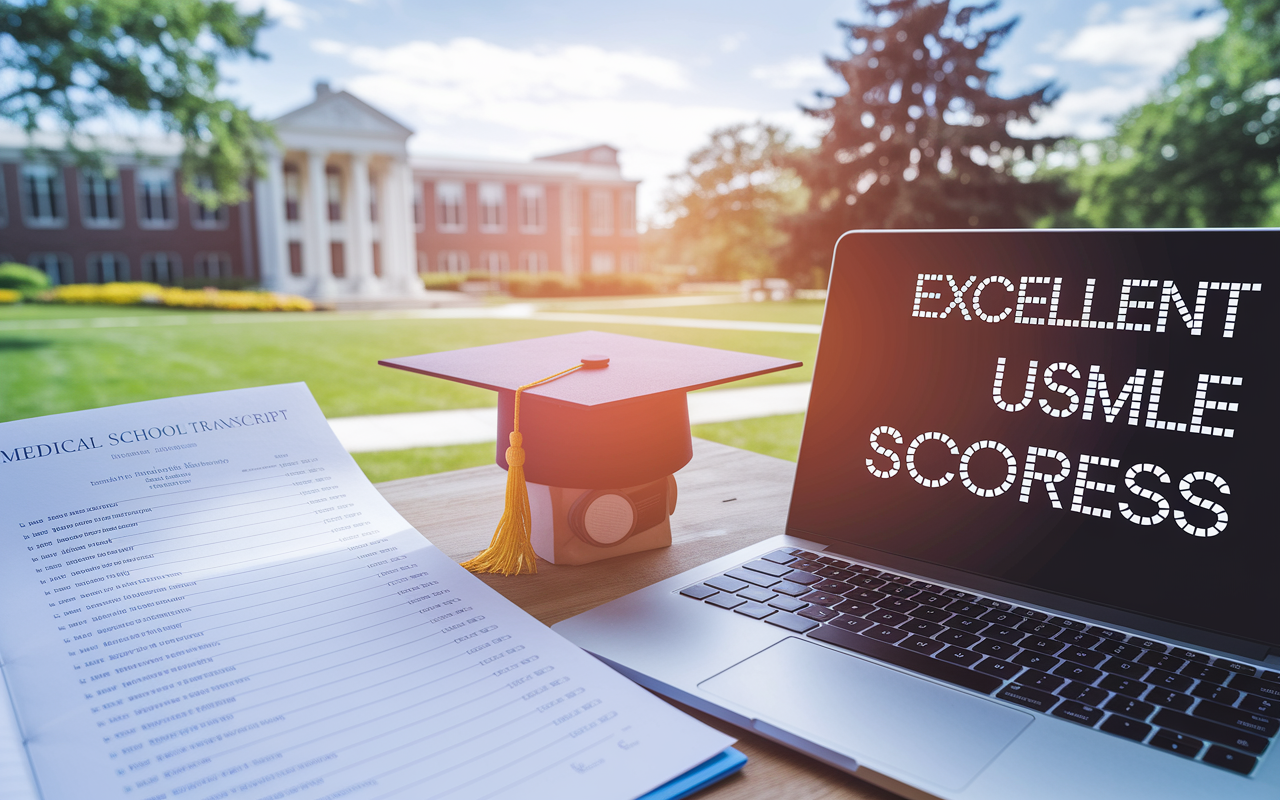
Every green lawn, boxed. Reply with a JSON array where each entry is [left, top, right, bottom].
[[352, 413, 810, 483], [1, 301, 819, 481]]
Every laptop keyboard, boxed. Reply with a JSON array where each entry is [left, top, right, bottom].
[[680, 548, 1277, 777]]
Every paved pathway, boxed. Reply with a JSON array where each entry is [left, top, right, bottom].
[[329, 382, 812, 453]]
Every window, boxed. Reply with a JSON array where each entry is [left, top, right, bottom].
[[518, 185, 546, 233], [373, 242, 383, 278], [478, 182, 505, 233], [29, 252, 73, 285], [88, 253, 129, 283], [80, 170, 122, 227], [194, 252, 232, 280], [141, 252, 181, 284], [519, 251, 548, 274], [288, 241, 303, 275], [438, 250, 469, 273], [590, 252, 615, 274], [619, 191, 636, 235], [326, 165, 343, 222], [416, 250, 428, 274], [480, 251, 509, 274], [284, 164, 301, 221], [369, 176, 379, 223], [413, 183, 424, 230], [620, 252, 641, 273], [21, 164, 66, 226], [589, 190, 613, 236], [329, 241, 345, 278], [436, 181, 465, 232], [191, 176, 227, 228], [137, 168, 176, 227]]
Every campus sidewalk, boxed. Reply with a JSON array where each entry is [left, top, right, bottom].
[[328, 382, 812, 453]]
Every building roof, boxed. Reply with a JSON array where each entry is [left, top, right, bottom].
[[273, 82, 414, 141], [408, 152, 636, 184], [534, 144, 619, 166]]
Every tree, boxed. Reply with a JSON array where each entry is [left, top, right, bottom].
[[782, 0, 1071, 281], [1069, 0, 1280, 227], [660, 122, 806, 280], [0, 0, 274, 208]]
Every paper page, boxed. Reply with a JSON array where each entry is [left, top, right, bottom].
[[0, 669, 39, 800], [0, 384, 732, 800]]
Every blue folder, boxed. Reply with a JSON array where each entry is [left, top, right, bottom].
[[636, 747, 747, 800]]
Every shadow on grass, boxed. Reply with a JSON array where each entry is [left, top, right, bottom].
[[0, 337, 53, 351]]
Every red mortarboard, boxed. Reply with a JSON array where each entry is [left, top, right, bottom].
[[380, 330, 802, 574]]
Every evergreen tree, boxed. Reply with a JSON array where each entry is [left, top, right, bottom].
[[783, 0, 1071, 282], [1070, 0, 1280, 227]]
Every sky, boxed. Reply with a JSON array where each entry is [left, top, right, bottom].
[[217, 1, 1224, 224]]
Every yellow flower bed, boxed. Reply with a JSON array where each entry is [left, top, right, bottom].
[[0, 289, 20, 304], [45, 283, 314, 311]]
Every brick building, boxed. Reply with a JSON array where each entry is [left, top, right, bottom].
[[0, 83, 641, 300]]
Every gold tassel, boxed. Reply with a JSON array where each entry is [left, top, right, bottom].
[[461, 364, 583, 576]]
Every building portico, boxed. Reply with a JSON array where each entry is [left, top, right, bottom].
[[255, 83, 424, 300]]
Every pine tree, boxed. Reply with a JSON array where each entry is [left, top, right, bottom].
[[783, 0, 1071, 281]]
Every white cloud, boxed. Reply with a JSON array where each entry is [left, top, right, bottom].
[[311, 37, 764, 223], [236, 0, 311, 30], [313, 37, 690, 101], [719, 33, 747, 53], [1011, 83, 1152, 139], [1058, 2, 1225, 75], [1027, 64, 1057, 80], [749, 57, 831, 90]]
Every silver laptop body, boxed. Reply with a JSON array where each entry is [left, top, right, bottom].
[[555, 229, 1280, 800]]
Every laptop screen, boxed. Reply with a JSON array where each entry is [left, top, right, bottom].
[[788, 230, 1277, 649]]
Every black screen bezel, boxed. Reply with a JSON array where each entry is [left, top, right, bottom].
[[785, 229, 1277, 654]]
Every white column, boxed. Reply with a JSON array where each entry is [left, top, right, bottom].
[[348, 152, 373, 296], [559, 181, 574, 276], [305, 149, 334, 299], [383, 158, 424, 296], [254, 152, 286, 292]]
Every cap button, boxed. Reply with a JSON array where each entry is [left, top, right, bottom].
[[580, 354, 610, 369]]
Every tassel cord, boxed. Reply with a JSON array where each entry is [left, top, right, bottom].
[[461, 364, 584, 576]]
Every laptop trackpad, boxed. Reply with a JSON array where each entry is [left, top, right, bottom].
[[699, 637, 1032, 791]]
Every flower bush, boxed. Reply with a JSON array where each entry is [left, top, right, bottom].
[[0, 288, 21, 304], [43, 283, 314, 311]]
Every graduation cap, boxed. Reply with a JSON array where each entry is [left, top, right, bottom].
[[380, 331, 802, 575]]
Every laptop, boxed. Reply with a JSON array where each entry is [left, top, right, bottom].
[[553, 229, 1279, 799]]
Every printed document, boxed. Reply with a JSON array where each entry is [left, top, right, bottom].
[[0, 384, 732, 800]]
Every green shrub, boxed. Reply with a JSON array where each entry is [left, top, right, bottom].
[[0, 262, 50, 295], [421, 273, 467, 291], [421, 269, 676, 296], [503, 272, 580, 297], [578, 272, 674, 296]]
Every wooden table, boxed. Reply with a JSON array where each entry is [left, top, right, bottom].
[[376, 438, 896, 800]]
